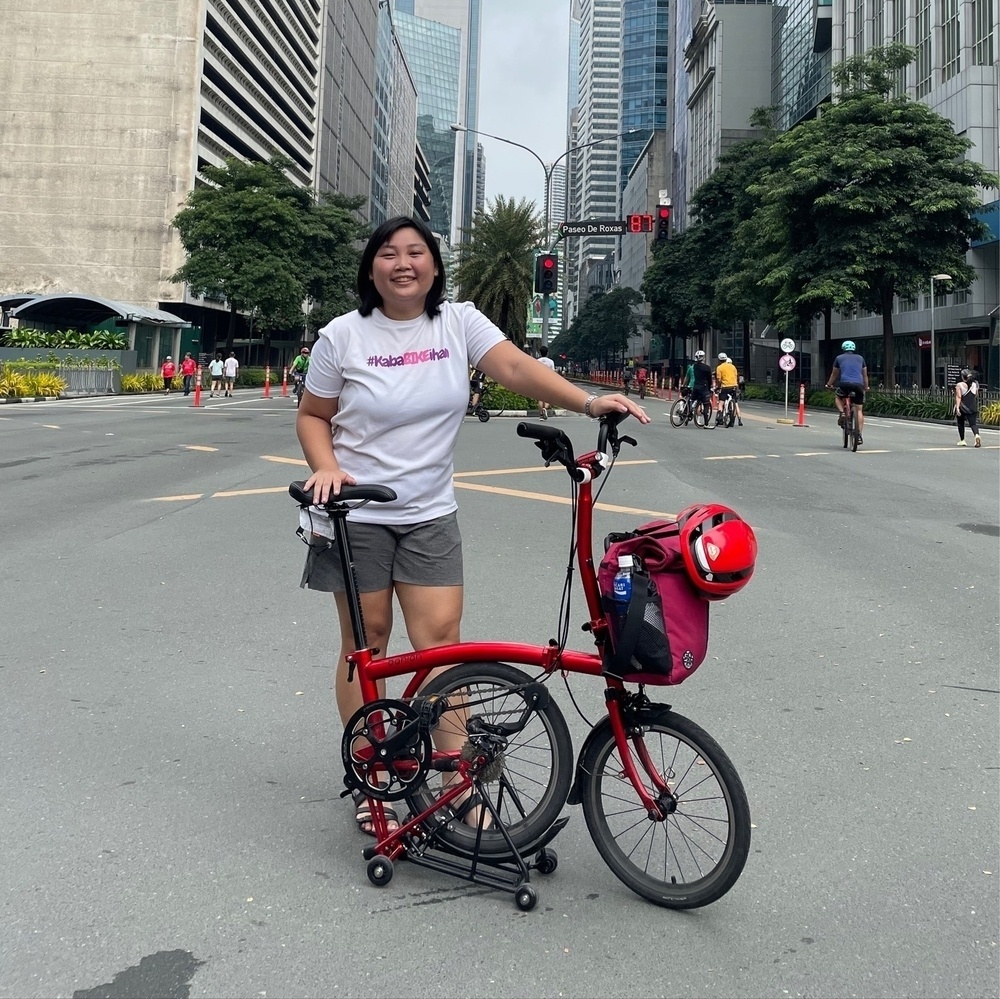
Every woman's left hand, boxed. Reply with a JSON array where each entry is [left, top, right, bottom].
[[589, 392, 652, 424]]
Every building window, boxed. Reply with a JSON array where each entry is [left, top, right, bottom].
[[853, 0, 866, 52], [941, 0, 961, 80], [973, 0, 995, 64], [872, 0, 886, 46], [892, 0, 909, 93], [915, 0, 932, 96]]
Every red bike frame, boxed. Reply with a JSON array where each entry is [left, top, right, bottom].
[[342, 439, 664, 854]]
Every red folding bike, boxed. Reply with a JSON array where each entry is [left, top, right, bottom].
[[290, 412, 751, 911]]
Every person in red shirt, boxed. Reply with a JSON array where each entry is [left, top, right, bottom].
[[180, 353, 197, 396], [636, 366, 648, 400], [160, 356, 176, 395]]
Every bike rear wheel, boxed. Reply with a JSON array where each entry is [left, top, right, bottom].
[[669, 399, 689, 428], [724, 400, 736, 428], [579, 708, 751, 908], [405, 662, 572, 859], [842, 403, 850, 449], [850, 409, 860, 451]]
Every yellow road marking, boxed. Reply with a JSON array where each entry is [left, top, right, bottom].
[[704, 454, 756, 461], [212, 486, 289, 498], [183, 445, 218, 452], [261, 454, 308, 465], [148, 493, 204, 502], [454, 480, 674, 517], [454, 459, 657, 477]]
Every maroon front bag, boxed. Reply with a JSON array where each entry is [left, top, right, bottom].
[[597, 520, 710, 685]]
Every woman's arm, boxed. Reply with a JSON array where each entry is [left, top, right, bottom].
[[295, 393, 355, 503], [477, 340, 650, 422]]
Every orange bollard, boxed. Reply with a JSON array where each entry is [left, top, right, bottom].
[[795, 381, 809, 427], [192, 365, 202, 407], [281, 366, 288, 398], [263, 364, 271, 399]]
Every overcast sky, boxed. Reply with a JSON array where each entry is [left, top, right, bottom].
[[477, 2, 571, 211]]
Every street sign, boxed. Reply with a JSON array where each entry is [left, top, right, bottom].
[[779, 353, 796, 372], [560, 220, 628, 236], [780, 337, 796, 354]]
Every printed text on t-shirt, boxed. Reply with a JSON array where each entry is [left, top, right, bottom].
[[366, 348, 451, 368]]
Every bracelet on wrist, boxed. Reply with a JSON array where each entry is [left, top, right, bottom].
[[584, 394, 598, 418]]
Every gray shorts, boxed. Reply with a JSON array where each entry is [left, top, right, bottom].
[[300, 512, 463, 593]]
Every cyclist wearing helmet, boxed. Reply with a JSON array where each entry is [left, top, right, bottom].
[[687, 350, 713, 418], [290, 346, 311, 379], [826, 340, 869, 444], [714, 353, 743, 427]]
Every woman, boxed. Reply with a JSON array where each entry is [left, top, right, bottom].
[[295, 215, 648, 835], [954, 368, 981, 447]]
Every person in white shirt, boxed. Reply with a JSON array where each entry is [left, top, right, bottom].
[[222, 352, 239, 397], [535, 345, 556, 419], [295, 215, 649, 835], [208, 354, 225, 397]]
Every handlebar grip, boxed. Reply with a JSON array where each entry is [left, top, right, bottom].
[[597, 410, 631, 454], [516, 421, 567, 443], [289, 481, 397, 506]]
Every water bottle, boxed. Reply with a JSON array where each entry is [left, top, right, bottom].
[[613, 555, 634, 619]]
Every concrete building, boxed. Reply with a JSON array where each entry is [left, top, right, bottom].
[[0, 0, 382, 346]]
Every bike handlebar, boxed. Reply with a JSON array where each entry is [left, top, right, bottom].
[[517, 411, 635, 482]]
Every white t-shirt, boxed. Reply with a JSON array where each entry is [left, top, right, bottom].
[[304, 301, 507, 525], [223, 357, 239, 378], [538, 356, 555, 372], [209, 359, 224, 377]]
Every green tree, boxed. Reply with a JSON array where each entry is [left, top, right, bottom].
[[552, 287, 642, 369], [454, 196, 541, 345], [171, 155, 316, 352], [304, 192, 369, 332], [747, 44, 997, 382]]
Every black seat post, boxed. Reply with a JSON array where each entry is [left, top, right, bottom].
[[330, 509, 368, 650]]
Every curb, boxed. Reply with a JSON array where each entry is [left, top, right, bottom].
[[0, 395, 61, 404]]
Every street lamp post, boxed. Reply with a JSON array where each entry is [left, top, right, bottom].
[[929, 273, 952, 389], [450, 124, 638, 348]]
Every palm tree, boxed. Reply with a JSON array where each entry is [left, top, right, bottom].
[[454, 196, 541, 346]]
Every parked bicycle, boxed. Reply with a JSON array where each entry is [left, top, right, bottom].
[[290, 413, 755, 911]]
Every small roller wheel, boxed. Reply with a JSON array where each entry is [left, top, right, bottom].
[[535, 848, 558, 875], [366, 855, 394, 887], [477, 408, 490, 422], [514, 884, 537, 911]]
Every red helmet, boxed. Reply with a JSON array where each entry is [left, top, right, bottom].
[[675, 503, 757, 600]]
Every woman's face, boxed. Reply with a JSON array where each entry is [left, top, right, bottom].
[[370, 227, 438, 321]]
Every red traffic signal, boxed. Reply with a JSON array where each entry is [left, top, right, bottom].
[[655, 205, 671, 241], [534, 252, 558, 294]]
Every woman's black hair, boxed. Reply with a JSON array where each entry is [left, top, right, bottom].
[[357, 215, 446, 319]]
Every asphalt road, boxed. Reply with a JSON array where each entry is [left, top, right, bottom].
[[1, 389, 998, 999]]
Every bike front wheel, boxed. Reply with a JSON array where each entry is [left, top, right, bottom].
[[405, 661, 573, 859], [579, 708, 751, 908], [669, 399, 689, 428]]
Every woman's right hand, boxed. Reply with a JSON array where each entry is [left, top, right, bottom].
[[305, 467, 356, 505]]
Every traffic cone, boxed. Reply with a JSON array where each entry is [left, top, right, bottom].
[[192, 366, 202, 408], [794, 382, 809, 427], [281, 366, 288, 398], [263, 365, 271, 399]]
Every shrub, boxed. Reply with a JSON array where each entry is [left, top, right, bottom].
[[121, 374, 147, 393], [980, 400, 1000, 426], [25, 372, 67, 397], [1, 327, 126, 350], [0, 371, 28, 397]]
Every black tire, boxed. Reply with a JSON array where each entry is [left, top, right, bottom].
[[851, 413, 860, 452], [842, 407, 849, 449], [694, 402, 714, 429], [515, 884, 538, 911], [405, 662, 573, 860], [476, 407, 490, 422], [669, 399, 688, 428], [579, 709, 751, 909], [724, 401, 736, 428], [366, 855, 393, 886]]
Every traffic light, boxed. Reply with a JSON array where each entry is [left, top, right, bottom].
[[655, 205, 671, 242], [534, 253, 558, 294]]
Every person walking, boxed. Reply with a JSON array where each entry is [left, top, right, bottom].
[[222, 352, 239, 397], [160, 356, 176, 395], [636, 365, 648, 400], [294, 215, 649, 837], [536, 345, 555, 419], [180, 353, 197, 396], [954, 368, 982, 447], [208, 353, 224, 397]]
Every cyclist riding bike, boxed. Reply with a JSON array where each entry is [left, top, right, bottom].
[[289, 346, 311, 404], [825, 340, 869, 445], [688, 350, 714, 424], [714, 353, 743, 427]]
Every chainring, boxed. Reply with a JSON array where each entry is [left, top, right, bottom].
[[341, 698, 432, 801]]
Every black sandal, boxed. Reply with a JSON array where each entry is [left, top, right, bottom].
[[352, 788, 398, 838]]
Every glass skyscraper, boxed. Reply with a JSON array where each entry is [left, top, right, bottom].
[[394, 10, 461, 240]]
